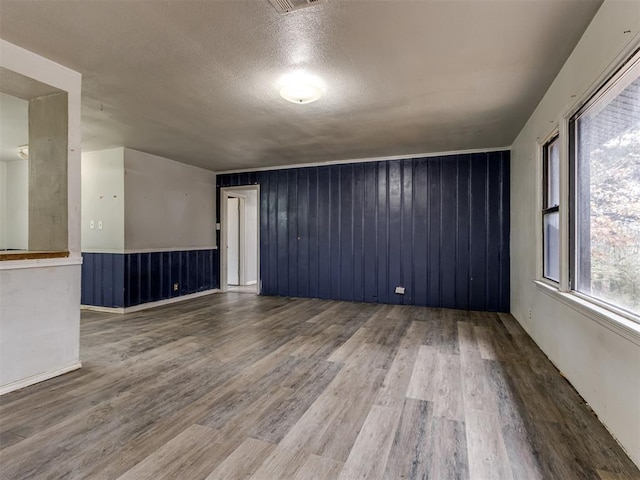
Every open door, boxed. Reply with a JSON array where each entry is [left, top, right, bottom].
[[226, 196, 241, 286], [220, 186, 260, 293]]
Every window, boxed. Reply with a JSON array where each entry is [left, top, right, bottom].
[[0, 92, 29, 252], [543, 135, 560, 282], [570, 50, 640, 318], [0, 70, 68, 259]]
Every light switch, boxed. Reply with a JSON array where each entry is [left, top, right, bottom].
[[90, 220, 95, 230], [98, 220, 103, 230]]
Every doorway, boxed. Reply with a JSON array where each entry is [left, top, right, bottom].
[[220, 186, 260, 293]]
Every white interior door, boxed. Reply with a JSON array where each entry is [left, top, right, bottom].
[[227, 197, 240, 286]]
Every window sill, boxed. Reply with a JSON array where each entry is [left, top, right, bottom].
[[534, 280, 640, 346], [0, 252, 82, 271], [0, 251, 69, 261]]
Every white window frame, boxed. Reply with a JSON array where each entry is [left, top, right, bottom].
[[541, 132, 561, 284], [569, 48, 640, 324], [534, 45, 640, 343]]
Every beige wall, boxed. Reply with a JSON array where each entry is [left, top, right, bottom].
[[123, 148, 216, 251], [81, 147, 217, 252]]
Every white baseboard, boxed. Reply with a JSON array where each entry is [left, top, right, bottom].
[[0, 361, 82, 396], [81, 288, 220, 314]]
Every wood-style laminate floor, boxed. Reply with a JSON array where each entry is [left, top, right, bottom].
[[1, 293, 638, 480]]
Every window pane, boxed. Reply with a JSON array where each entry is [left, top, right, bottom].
[[575, 73, 640, 316], [548, 139, 560, 207], [544, 211, 560, 282]]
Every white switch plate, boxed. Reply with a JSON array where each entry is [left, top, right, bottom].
[[98, 220, 103, 230], [395, 286, 405, 294], [90, 220, 95, 229]]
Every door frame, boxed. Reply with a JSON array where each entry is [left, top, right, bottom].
[[220, 185, 260, 293]]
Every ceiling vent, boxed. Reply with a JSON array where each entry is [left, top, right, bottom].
[[268, 0, 325, 15]]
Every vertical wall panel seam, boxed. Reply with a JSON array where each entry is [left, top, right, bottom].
[[384, 163, 391, 301], [386, 163, 390, 303], [426, 160, 431, 305], [315, 167, 319, 297], [307, 169, 311, 297], [467, 156, 472, 309], [112, 254, 116, 307], [276, 174, 280, 293], [375, 164, 379, 301], [361, 164, 366, 302], [455, 158, 459, 308], [399, 162, 404, 305], [438, 158, 443, 306], [338, 167, 342, 297], [178, 251, 182, 299], [498, 154, 505, 310], [287, 170, 300, 297], [159, 251, 163, 300], [328, 169, 332, 298], [485, 156, 490, 312], [351, 165, 355, 301], [498, 154, 503, 309], [411, 161, 416, 306]]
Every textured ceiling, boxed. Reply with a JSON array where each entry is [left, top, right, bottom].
[[0, 0, 602, 171]]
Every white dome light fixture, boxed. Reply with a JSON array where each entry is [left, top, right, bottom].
[[279, 71, 325, 104]]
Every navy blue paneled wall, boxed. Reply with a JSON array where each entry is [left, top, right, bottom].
[[217, 151, 510, 312], [82, 249, 218, 308]]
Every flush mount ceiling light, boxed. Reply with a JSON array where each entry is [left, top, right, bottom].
[[17, 145, 28, 160], [278, 71, 325, 104]]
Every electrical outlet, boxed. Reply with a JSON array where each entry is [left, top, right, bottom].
[[90, 220, 95, 229], [173, 283, 179, 292], [395, 286, 405, 295]]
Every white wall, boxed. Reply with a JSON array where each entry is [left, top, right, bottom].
[[5, 160, 28, 250], [511, 0, 640, 466], [0, 92, 28, 164], [0, 162, 6, 249], [81, 148, 125, 251], [0, 92, 29, 250], [123, 148, 216, 250], [0, 39, 82, 394], [0, 261, 81, 391]]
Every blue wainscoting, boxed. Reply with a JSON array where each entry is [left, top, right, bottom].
[[81, 249, 218, 308], [217, 151, 510, 312]]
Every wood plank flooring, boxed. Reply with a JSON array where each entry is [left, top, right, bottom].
[[1, 293, 638, 480]]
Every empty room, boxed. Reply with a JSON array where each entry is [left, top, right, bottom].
[[0, 0, 639, 479]]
